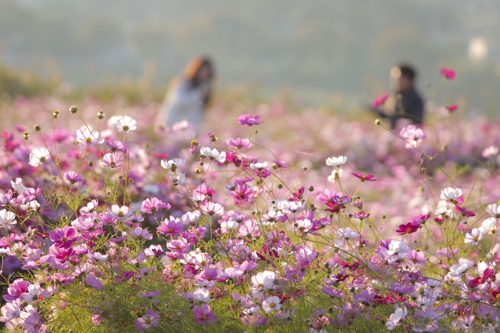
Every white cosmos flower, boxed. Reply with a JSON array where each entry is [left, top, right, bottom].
[[11, 178, 25, 194], [482, 146, 498, 158], [160, 158, 186, 171], [250, 162, 268, 170], [220, 219, 240, 230], [181, 211, 201, 225], [449, 258, 473, 276], [327, 169, 343, 183], [76, 127, 103, 146], [192, 287, 211, 303], [481, 217, 497, 235], [200, 147, 226, 163], [326, 156, 347, 168], [487, 204, 500, 218], [336, 227, 360, 239], [169, 172, 186, 186], [109, 205, 133, 220], [0, 209, 16, 227], [464, 228, 485, 245], [386, 306, 407, 330], [29, 147, 50, 167], [387, 239, 410, 257], [251, 271, 276, 290], [116, 116, 137, 132], [440, 187, 462, 201], [20, 200, 40, 211], [262, 296, 281, 313]]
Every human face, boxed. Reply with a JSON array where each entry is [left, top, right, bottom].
[[397, 76, 412, 92], [197, 64, 211, 81]]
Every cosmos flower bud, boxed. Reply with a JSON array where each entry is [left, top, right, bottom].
[[375, 119, 381, 125], [23, 131, 29, 140], [97, 111, 105, 119], [53, 110, 60, 119], [34, 124, 41, 132], [69, 105, 78, 114]]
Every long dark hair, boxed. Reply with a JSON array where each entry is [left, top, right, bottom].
[[183, 56, 215, 89]]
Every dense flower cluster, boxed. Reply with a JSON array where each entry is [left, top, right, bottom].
[[1, 73, 500, 332]]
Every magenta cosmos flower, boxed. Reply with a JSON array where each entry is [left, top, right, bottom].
[[238, 114, 262, 126], [440, 67, 456, 80], [351, 172, 376, 182], [49, 226, 77, 248], [372, 93, 388, 108], [395, 222, 419, 235], [141, 197, 170, 214], [445, 104, 458, 112], [157, 217, 182, 237]]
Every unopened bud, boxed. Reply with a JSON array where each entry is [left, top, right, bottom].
[[308, 186, 314, 191], [375, 119, 381, 126], [34, 124, 41, 132], [23, 131, 29, 140], [69, 105, 78, 114], [53, 110, 60, 119], [195, 168, 201, 174], [97, 111, 105, 119]]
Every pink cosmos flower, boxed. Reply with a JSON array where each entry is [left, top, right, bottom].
[[49, 226, 77, 248], [440, 67, 456, 80], [157, 217, 182, 237], [294, 245, 318, 268], [141, 197, 170, 214], [48, 244, 76, 264], [400, 125, 426, 149], [23, 311, 45, 333], [131, 227, 153, 240], [238, 114, 262, 126], [64, 171, 83, 184], [372, 93, 388, 108], [200, 202, 224, 216], [408, 250, 426, 263], [85, 274, 103, 291], [101, 152, 123, 169], [3, 279, 30, 302], [193, 304, 217, 326], [135, 308, 160, 331], [227, 137, 252, 149]]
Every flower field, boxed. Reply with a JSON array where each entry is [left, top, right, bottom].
[[1, 72, 500, 332]]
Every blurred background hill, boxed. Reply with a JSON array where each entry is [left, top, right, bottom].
[[1, 0, 500, 114]]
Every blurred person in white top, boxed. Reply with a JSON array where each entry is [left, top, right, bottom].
[[156, 56, 214, 135]]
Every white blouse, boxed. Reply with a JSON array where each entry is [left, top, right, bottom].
[[156, 80, 206, 133]]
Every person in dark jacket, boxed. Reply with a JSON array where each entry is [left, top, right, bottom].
[[372, 64, 424, 130]]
